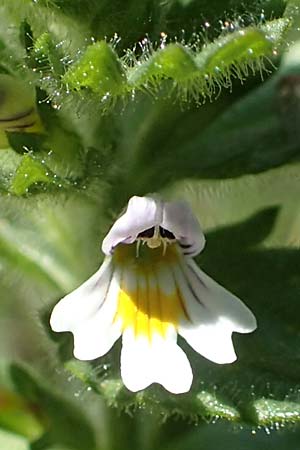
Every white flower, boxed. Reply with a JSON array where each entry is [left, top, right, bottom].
[[50, 196, 257, 394]]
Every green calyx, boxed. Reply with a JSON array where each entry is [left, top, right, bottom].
[[63, 41, 127, 97]]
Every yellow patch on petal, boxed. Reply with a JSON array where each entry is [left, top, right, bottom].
[[113, 244, 190, 340]]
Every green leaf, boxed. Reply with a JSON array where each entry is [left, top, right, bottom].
[[158, 421, 300, 450], [10, 155, 58, 196], [127, 44, 198, 85], [63, 41, 127, 96], [1, 1, 88, 58], [0, 194, 99, 291], [0, 389, 44, 441], [10, 364, 97, 450], [0, 149, 23, 191], [195, 21, 285, 73], [251, 398, 300, 425], [32, 33, 65, 77], [101, 28, 299, 204], [63, 19, 288, 105]]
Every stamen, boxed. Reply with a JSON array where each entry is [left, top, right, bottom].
[[135, 225, 177, 256], [162, 240, 167, 256], [136, 240, 141, 258]]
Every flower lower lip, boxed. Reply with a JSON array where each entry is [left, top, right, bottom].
[[50, 242, 256, 393]]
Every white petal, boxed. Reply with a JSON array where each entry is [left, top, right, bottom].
[[120, 327, 193, 394], [50, 256, 113, 332], [179, 321, 237, 364], [102, 196, 163, 255], [173, 259, 256, 364], [183, 259, 257, 333], [72, 268, 122, 360], [161, 201, 205, 257]]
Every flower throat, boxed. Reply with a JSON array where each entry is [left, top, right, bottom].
[[136, 225, 176, 256]]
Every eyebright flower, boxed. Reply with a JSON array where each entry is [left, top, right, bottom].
[[50, 196, 257, 394]]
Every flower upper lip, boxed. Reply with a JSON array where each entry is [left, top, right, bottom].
[[102, 195, 205, 257]]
